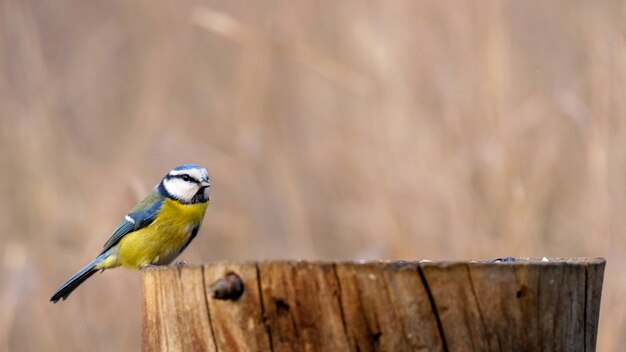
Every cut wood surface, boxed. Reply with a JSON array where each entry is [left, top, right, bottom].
[[142, 258, 605, 352]]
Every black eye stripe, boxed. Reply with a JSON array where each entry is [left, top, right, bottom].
[[170, 174, 199, 183]]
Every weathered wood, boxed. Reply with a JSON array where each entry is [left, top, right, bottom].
[[258, 262, 350, 351], [142, 266, 217, 352], [585, 260, 605, 351], [142, 258, 605, 351], [419, 258, 605, 352], [203, 262, 271, 351], [335, 262, 442, 351]]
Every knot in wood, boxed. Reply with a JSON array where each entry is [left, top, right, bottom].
[[208, 272, 244, 300]]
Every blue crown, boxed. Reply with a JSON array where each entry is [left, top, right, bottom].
[[173, 164, 204, 171]]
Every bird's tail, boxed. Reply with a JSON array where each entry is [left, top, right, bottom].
[[50, 252, 109, 303]]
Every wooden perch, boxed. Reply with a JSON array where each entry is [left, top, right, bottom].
[[142, 258, 605, 351]]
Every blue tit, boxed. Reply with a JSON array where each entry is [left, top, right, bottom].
[[51, 164, 211, 303]]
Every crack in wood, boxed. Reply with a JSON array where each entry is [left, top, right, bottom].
[[176, 267, 185, 345], [417, 266, 448, 352], [380, 268, 405, 348], [200, 266, 219, 352], [331, 263, 351, 347], [353, 270, 381, 347], [583, 263, 589, 352], [466, 264, 501, 351], [536, 268, 543, 352], [553, 266, 564, 351], [158, 272, 170, 351], [255, 262, 275, 352]]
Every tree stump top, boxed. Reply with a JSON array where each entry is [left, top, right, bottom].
[[142, 257, 605, 351]]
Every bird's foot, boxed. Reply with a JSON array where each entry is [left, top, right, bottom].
[[174, 260, 187, 266], [140, 264, 159, 270], [491, 256, 517, 263]]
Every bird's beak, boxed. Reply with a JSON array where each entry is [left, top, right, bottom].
[[200, 181, 210, 188]]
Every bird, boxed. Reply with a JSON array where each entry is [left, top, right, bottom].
[[50, 164, 211, 303]]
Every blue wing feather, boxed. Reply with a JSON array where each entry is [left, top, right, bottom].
[[101, 189, 165, 253]]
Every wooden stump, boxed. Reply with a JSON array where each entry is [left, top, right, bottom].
[[142, 258, 605, 351]]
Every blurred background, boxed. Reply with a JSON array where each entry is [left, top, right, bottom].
[[0, 0, 624, 350]]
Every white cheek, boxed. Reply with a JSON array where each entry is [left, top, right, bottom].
[[163, 179, 197, 201]]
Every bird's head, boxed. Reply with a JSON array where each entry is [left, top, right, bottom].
[[159, 164, 211, 204]]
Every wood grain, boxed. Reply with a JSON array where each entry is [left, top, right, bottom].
[[142, 266, 217, 352], [203, 262, 271, 351], [336, 262, 442, 351], [258, 261, 350, 351], [142, 258, 605, 351]]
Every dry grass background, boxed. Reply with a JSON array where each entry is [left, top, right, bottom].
[[0, 0, 624, 350]]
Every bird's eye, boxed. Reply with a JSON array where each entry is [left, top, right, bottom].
[[182, 175, 192, 182]]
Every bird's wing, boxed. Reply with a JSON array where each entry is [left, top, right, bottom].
[[101, 189, 165, 253]]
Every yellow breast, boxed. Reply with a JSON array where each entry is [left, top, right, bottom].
[[117, 198, 208, 269]]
